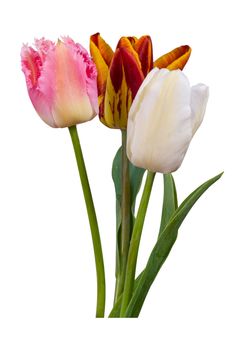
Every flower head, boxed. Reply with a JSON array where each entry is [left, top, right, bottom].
[[127, 68, 209, 173], [90, 33, 191, 129], [21, 37, 98, 128]]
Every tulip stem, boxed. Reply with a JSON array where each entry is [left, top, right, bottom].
[[69, 125, 105, 318], [120, 171, 155, 317], [114, 131, 132, 304]]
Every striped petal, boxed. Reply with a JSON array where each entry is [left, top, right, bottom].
[[127, 36, 138, 46], [133, 35, 153, 76], [90, 33, 113, 66], [154, 45, 191, 70], [103, 47, 144, 129], [90, 33, 114, 114], [120, 48, 144, 99], [103, 49, 125, 128], [117, 37, 141, 69]]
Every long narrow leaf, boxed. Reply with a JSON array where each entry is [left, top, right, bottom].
[[125, 172, 223, 317], [158, 174, 178, 237], [112, 147, 122, 275]]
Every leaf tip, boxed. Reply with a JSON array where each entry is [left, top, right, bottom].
[[217, 171, 224, 179]]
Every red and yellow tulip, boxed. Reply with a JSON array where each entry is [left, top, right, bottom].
[[90, 33, 191, 129]]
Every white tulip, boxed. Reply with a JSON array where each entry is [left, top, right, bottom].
[[127, 68, 209, 173]]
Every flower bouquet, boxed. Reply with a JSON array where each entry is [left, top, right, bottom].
[[21, 34, 222, 318]]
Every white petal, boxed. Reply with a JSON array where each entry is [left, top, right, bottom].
[[150, 70, 193, 173], [128, 67, 160, 120], [127, 69, 194, 173], [127, 68, 170, 170], [190, 84, 209, 134]]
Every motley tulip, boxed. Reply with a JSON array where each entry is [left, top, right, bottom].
[[21, 37, 98, 128], [127, 68, 209, 174], [90, 33, 191, 129]]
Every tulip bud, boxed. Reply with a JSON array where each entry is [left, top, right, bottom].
[[21, 37, 99, 128], [127, 68, 209, 174]]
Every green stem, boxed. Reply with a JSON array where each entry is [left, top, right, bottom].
[[120, 171, 155, 317], [69, 125, 105, 318], [114, 130, 131, 304]]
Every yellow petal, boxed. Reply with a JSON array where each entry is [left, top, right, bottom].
[[90, 37, 109, 101], [90, 33, 113, 66]]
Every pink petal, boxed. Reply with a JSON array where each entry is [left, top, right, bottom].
[[34, 38, 55, 62], [21, 45, 42, 88], [62, 37, 99, 114], [21, 42, 57, 127]]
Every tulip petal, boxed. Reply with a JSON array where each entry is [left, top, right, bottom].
[[34, 38, 55, 61], [63, 37, 98, 115], [104, 47, 144, 128], [21, 45, 42, 88], [104, 49, 129, 128], [51, 39, 95, 127], [190, 84, 209, 134], [90, 33, 114, 66], [128, 68, 159, 119], [133, 36, 153, 76], [90, 34, 112, 115], [104, 49, 122, 127], [154, 45, 191, 70], [120, 48, 144, 99], [117, 37, 141, 69], [21, 44, 57, 127], [127, 36, 138, 46]]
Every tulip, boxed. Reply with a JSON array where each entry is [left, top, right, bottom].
[[127, 68, 209, 174], [21, 37, 98, 128], [90, 33, 191, 129]]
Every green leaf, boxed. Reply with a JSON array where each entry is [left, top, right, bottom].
[[112, 146, 146, 214], [112, 147, 145, 276], [129, 160, 146, 214], [125, 172, 223, 317], [112, 147, 122, 276], [158, 174, 178, 237]]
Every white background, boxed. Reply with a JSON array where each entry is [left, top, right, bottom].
[[0, 0, 248, 348]]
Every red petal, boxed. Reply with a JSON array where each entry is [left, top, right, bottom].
[[109, 49, 123, 93], [134, 36, 153, 76], [120, 47, 144, 99]]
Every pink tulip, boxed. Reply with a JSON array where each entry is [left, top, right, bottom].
[[21, 37, 99, 128]]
